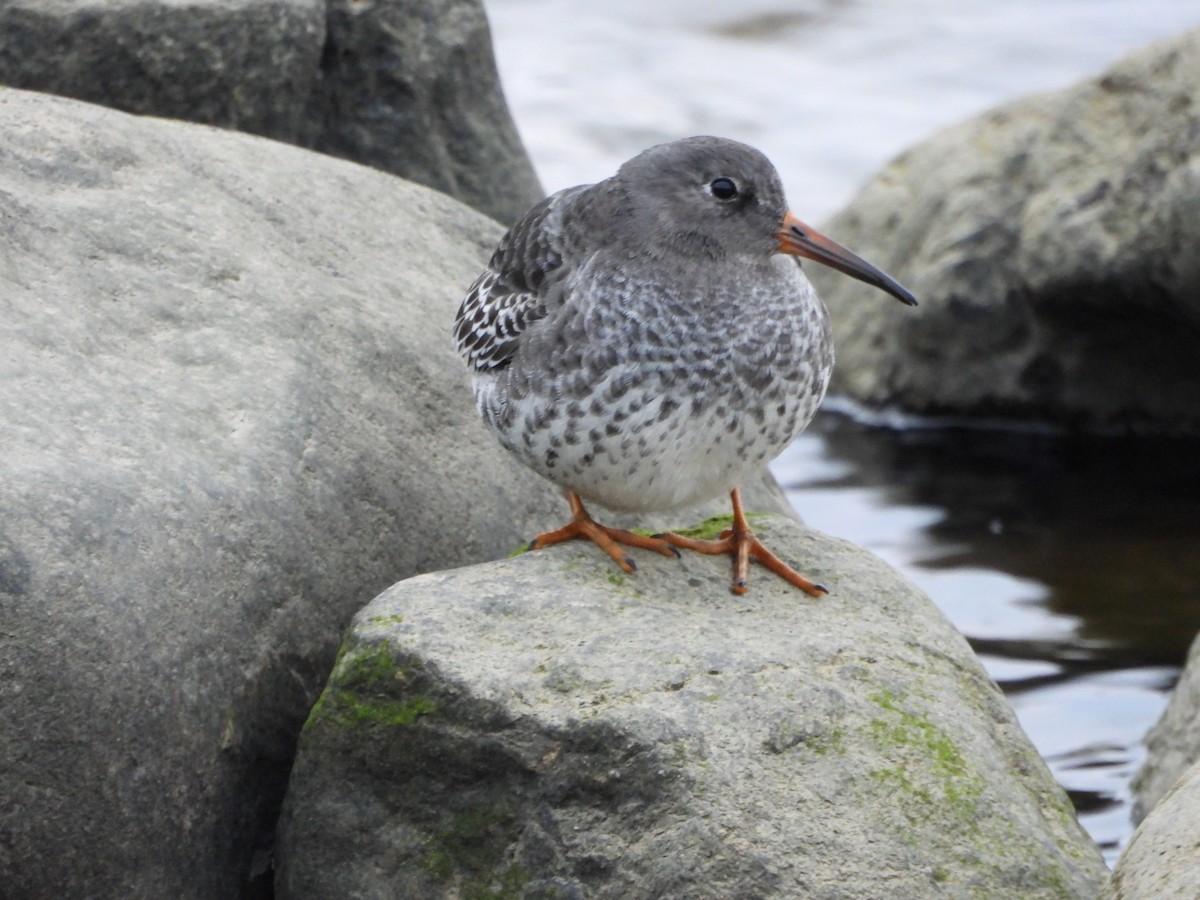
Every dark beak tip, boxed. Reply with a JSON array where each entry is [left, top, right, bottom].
[[778, 212, 918, 310]]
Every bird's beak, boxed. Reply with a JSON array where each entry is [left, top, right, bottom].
[[777, 211, 917, 306]]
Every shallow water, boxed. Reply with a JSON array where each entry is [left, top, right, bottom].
[[486, 0, 1200, 863]]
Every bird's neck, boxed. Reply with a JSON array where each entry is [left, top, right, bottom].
[[659, 225, 727, 262]]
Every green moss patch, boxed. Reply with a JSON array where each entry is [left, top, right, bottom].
[[421, 802, 529, 899], [649, 514, 734, 542], [647, 511, 773, 542], [306, 642, 435, 730], [866, 689, 984, 830], [333, 644, 405, 689], [365, 613, 406, 628]]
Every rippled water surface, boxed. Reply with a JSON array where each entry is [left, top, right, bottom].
[[487, 0, 1200, 862]]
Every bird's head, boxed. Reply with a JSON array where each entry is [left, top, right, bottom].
[[614, 135, 916, 306]]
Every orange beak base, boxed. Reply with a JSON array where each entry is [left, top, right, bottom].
[[777, 211, 917, 307]]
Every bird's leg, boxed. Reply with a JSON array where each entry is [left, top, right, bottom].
[[528, 490, 682, 573], [655, 488, 828, 597]]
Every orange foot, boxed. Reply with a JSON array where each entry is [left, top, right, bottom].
[[529, 490, 682, 573], [654, 487, 828, 597]]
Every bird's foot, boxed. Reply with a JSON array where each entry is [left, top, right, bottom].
[[529, 492, 682, 573], [655, 528, 826, 596], [654, 489, 828, 597]]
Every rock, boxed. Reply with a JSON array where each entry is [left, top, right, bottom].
[[303, 0, 545, 225], [0, 88, 787, 898], [811, 28, 1200, 435], [1104, 759, 1200, 898], [276, 515, 1107, 898], [0, 0, 542, 224], [1132, 631, 1200, 822], [0, 0, 325, 141]]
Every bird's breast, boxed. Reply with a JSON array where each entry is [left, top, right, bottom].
[[474, 259, 833, 511]]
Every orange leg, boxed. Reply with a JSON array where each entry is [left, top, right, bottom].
[[655, 488, 828, 597], [529, 491, 682, 573]]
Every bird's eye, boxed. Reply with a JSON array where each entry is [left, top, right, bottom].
[[708, 177, 739, 201]]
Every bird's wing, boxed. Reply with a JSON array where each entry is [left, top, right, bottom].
[[454, 188, 583, 372]]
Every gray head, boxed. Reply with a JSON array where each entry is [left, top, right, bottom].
[[601, 135, 917, 305], [609, 136, 789, 260]]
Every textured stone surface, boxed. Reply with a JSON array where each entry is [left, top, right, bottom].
[[0, 0, 325, 140], [1132, 631, 1200, 822], [811, 28, 1200, 434], [0, 0, 542, 224], [1105, 759, 1200, 899], [277, 516, 1106, 899], [303, 0, 544, 225], [0, 88, 787, 899]]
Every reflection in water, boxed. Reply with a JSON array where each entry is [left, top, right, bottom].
[[772, 411, 1200, 863]]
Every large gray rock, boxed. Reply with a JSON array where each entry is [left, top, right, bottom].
[[303, 0, 545, 225], [812, 29, 1200, 434], [1132, 631, 1200, 822], [1104, 759, 1200, 898], [0, 88, 787, 898], [0, 0, 325, 140], [276, 516, 1107, 899], [0, 0, 542, 223]]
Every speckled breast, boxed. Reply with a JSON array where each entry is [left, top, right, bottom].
[[474, 260, 833, 512]]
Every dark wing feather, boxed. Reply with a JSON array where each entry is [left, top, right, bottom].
[[454, 188, 581, 372]]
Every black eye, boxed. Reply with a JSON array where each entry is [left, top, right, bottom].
[[709, 177, 739, 201]]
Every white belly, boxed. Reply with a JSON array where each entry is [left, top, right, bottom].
[[475, 356, 828, 513]]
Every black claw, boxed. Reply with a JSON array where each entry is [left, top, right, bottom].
[[624, 556, 638, 572], [527, 538, 539, 551], [813, 584, 829, 595], [648, 534, 682, 557]]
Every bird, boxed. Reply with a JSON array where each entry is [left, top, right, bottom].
[[453, 136, 916, 595]]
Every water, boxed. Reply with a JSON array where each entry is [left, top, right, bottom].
[[487, 0, 1200, 863], [488, 0, 1200, 222]]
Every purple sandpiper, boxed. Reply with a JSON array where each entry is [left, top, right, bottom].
[[454, 136, 916, 595]]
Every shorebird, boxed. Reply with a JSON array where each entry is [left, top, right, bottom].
[[454, 136, 915, 595]]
